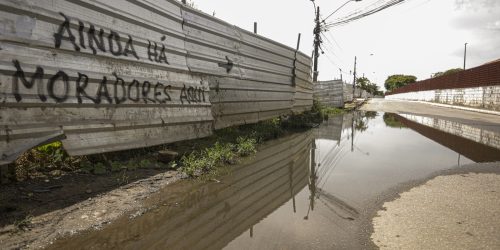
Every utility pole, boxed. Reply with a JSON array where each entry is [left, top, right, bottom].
[[296, 33, 302, 50], [352, 56, 357, 99], [463, 42, 468, 70], [254, 22, 258, 34], [339, 68, 342, 81], [312, 7, 320, 82]]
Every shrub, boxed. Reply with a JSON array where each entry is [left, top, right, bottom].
[[236, 137, 257, 156]]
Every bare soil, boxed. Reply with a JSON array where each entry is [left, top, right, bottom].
[[0, 167, 181, 249]]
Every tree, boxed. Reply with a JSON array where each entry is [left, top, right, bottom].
[[432, 68, 463, 78], [356, 76, 383, 96], [384, 74, 417, 92], [356, 77, 370, 91]]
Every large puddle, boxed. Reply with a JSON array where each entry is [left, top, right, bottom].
[[49, 111, 500, 249]]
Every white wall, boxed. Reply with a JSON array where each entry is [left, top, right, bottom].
[[386, 85, 500, 111]]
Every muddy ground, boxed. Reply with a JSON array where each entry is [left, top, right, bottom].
[[0, 167, 183, 249]]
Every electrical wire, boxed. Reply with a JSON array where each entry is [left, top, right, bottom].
[[325, 0, 408, 28]]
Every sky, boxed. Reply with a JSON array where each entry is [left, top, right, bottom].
[[191, 0, 500, 90]]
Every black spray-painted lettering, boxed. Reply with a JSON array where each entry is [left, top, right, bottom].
[[76, 73, 98, 104], [142, 81, 156, 103], [113, 73, 127, 104], [158, 44, 169, 64], [154, 82, 171, 103], [187, 86, 196, 102], [108, 31, 122, 56], [95, 76, 112, 104], [163, 85, 172, 102], [88, 24, 106, 55], [12, 60, 46, 102], [54, 13, 80, 51], [154, 82, 163, 103], [147, 40, 169, 64], [123, 35, 139, 60], [78, 21, 86, 49], [128, 79, 141, 102], [10, 60, 189, 105], [179, 85, 205, 104], [147, 40, 158, 62], [47, 71, 70, 103], [180, 84, 190, 104], [54, 13, 170, 62]]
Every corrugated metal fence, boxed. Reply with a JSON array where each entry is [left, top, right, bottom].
[[0, 0, 313, 164], [387, 60, 500, 95], [313, 80, 343, 107]]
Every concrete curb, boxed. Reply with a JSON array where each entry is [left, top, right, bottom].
[[401, 100, 500, 116]]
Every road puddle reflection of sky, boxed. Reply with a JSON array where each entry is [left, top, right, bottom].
[[49, 111, 500, 250]]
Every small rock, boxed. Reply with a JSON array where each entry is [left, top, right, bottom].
[[85, 189, 92, 194], [44, 179, 50, 183], [81, 215, 89, 219], [158, 150, 179, 163], [50, 170, 62, 177]]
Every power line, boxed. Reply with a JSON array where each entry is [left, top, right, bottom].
[[326, 31, 344, 53], [320, 34, 342, 61], [325, 0, 408, 28]]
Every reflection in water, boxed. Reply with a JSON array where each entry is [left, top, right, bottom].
[[51, 111, 500, 250], [383, 113, 407, 128], [386, 113, 500, 162], [49, 132, 314, 250]]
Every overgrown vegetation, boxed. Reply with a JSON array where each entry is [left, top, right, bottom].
[[355, 77, 384, 96], [5, 102, 345, 181], [383, 113, 407, 128], [432, 68, 463, 78], [384, 74, 417, 92], [312, 99, 345, 120]]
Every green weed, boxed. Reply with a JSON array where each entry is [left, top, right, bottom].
[[180, 152, 205, 177], [236, 137, 257, 156], [139, 159, 153, 169], [93, 162, 107, 175]]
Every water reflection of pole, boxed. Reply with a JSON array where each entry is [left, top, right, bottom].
[[310, 139, 317, 211], [289, 161, 296, 213], [305, 139, 317, 220], [351, 115, 354, 152]]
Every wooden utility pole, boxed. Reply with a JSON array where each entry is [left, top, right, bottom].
[[296, 33, 302, 50], [312, 7, 320, 82], [352, 56, 357, 99], [254, 22, 258, 34], [463, 42, 468, 70]]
